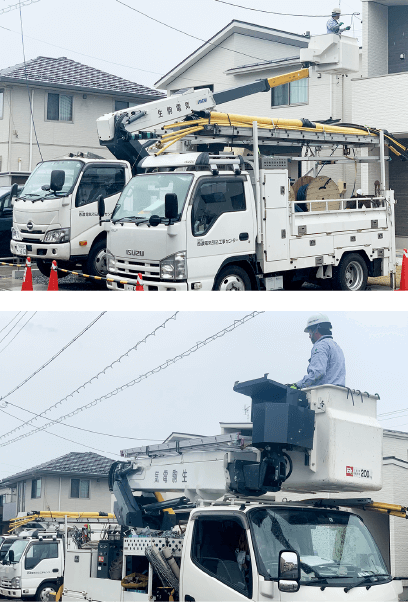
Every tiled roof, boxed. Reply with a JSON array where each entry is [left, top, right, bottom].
[[0, 452, 114, 486], [0, 56, 165, 99]]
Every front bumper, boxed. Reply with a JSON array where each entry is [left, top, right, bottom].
[[107, 275, 188, 291], [0, 586, 22, 598], [11, 239, 72, 261]]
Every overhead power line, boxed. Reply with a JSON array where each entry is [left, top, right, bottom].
[[0, 312, 106, 405], [0, 313, 21, 335], [213, 0, 359, 17], [0, 312, 36, 355], [0, 312, 27, 346], [0, 312, 179, 439], [0, 311, 264, 449], [0, 0, 40, 16], [115, 0, 275, 64]]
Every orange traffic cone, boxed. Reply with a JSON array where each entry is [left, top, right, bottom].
[[399, 249, 408, 291], [21, 257, 33, 291], [47, 260, 59, 291], [135, 273, 144, 291]]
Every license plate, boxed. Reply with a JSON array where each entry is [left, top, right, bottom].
[[15, 243, 26, 256], [125, 283, 136, 291]]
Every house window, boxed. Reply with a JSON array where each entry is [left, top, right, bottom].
[[0, 89, 3, 120], [272, 79, 308, 107], [47, 93, 73, 121], [17, 481, 26, 513], [115, 100, 129, 111], [71, 479, 90, 498], [31, 478, 41, 499]]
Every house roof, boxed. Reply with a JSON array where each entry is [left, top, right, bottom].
[[0, 56, 165, 101], [0, 452, 114, 486], [155, 20, 309, 89]]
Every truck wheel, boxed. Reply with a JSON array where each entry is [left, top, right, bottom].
[[213, 265, 252, 291], [333, 253, 368, 291], [36, 259, 69, 279], [86, 239, 107, 278], [35, 582, 57, 601]]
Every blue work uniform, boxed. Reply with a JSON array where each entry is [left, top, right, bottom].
[[327, 17, 341, 34], [296, 335, 345, 389]]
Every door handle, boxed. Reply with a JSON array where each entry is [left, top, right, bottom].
[[52, 569, 59, 572], [239, 232, 249, 241]]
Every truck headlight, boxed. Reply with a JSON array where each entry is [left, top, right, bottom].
[[11, 227, 22, 241], [106, 249, 115, 271], [10, 577, 20, 588], [160, 251, 187, 280], [43, 228, 70, 244]]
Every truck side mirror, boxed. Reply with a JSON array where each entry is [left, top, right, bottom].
[[97, 195, 106, 225], [8, 550, 14, 563], [278, 550, 300, 593], [50, 170, 65, 192], [10, 183, 18, 200], [165, 193, 178, 221]]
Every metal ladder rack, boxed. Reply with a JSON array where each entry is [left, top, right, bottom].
[[121, 433, 250, 459]]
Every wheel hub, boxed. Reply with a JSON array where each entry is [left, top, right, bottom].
[[219, 276, 245, 291], [344, 261, 364, 291]]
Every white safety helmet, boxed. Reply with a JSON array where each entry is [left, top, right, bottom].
[[332, 7, 341, 15], [304, 313, 332, 332]]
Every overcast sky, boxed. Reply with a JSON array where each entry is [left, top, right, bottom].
[[0, 0, 362, 90], [0, 310, 406, 479]]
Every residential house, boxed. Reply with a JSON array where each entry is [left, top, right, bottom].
[[0, 451, 114, 534], [0, 56, 164, 186], [155, 20, 362, 200], [353, 0, 408, 245]]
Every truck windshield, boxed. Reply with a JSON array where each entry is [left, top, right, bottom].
[[112, 173, 193, 222], [249, 508, 390, 588], [21, 160, 83, 200], [4, 539, 28, 563]]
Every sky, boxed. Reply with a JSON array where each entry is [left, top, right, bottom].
[[0, 0, 362, 90], [0, 309, 406, 480]]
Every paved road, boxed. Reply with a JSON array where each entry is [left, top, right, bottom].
[[0, 258, 398, 292]]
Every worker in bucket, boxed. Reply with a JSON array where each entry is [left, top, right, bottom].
[[327, 8, 351, 34], [289, 313, 346, 389]]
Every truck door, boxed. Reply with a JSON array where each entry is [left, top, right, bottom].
[[21, 540, 61, 596], [181, 514, 254, 601], [70, 164, 126, 253], [186, 176, 255, 278]]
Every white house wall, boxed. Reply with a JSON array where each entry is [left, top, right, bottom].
[[362, 1, 388, 78], [0, 85, 142, 173]]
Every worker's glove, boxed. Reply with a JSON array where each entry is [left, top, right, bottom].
[[344, 26, 351, 30], [338, 21, 344, 26], [285, 384, 299, 390]]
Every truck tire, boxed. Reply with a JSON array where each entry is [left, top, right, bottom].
[[86, 239, 107, 278], [36, 259, 69, 279], [213, 265, 252, 291], [333, 253, 368, 291], [35, 582, 57, 601]]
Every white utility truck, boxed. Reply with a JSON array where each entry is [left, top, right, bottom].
[[94, 35, 403, 291], [10, 154, 132, 278], [59, 377, 403, 601], [0, 513, 116, 601]]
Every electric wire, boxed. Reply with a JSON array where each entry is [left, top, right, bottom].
[[115, 0, 280, 64], [0, 406, 121, 456], [0, 311, 263, 449], [0, 311, 28, 345], [0, 312, 21, 335], [0, 312, 36, 356], [0, 23, 231, 88], [0, 312, 106, 406], [213, 0, 359, 17], [0, 312, 179, 439], [0, 405, 161, 442], [0, 0, 39, 15], [18, 1, 43, 161]]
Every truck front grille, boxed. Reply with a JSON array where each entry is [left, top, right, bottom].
[[114, 259, 160, 281]]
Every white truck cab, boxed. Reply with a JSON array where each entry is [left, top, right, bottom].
[[0, 532, 63, 601], [11, 156, 132, 278]]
